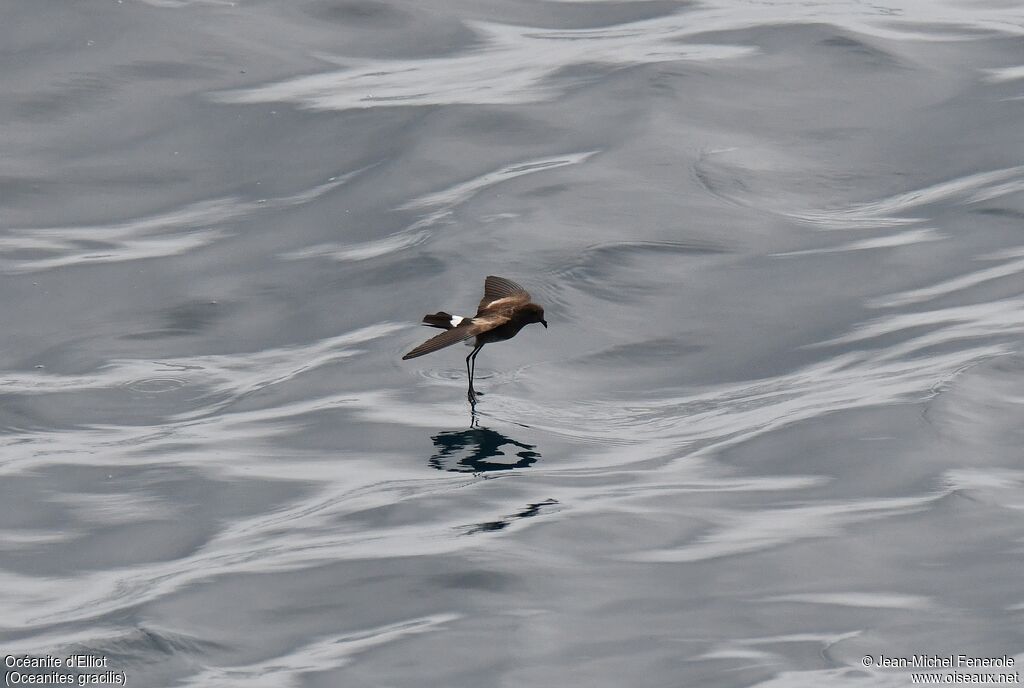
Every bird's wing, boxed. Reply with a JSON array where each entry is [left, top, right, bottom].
[[477, 275, 530, 313], [402, 316, 507, 360]]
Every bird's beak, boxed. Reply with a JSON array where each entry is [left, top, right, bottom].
[[541, 319, 548, 329]]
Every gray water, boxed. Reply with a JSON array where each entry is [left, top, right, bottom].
[[3, 0, 1024, 686]]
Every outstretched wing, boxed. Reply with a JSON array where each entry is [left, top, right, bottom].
[[478, 276, 530, 313], [399, 321, 487, 360]]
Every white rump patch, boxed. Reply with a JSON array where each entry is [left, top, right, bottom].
[[450, 315, 465, 327]]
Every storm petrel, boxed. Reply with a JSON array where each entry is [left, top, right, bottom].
[[402, 276, 547, 403]]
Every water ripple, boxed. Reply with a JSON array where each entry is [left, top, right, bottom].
[[814, 301, 1024, 374], [214, 0, 1024, 114], [214, 18, 755, 110], [628, 492, 944, 562], [506, 343, 1012, 461], [0, 172, 361, 273], [0, 322, 404, 478], [871, 254, 1024, 308], [773, 228, 945, 257], [984, 65, 1024, 83], [758, 592, 933, 610], [0, 329, 1011, 630], [698, 150, 1024, 232], [281, 232, 429, 263], [181, 614, 461, 688], [281, 151, 596, 263], [793, 165, 1024, 230], [0, 472, 476, 629], [0, 322, 401, 406], [401, 151, 598, 214]]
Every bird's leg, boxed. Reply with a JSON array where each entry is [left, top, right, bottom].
[[466, 344, 482, 404], [471, 346, 484, 397]]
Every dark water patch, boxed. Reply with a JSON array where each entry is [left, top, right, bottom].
[[429, 569, 516, 591], [715, 403, 941, 500], [971, 206, 1024, 220], [574, 337, 705, 365], [293, 1, 481, 60], [552, 239, 731, 303], [12, 74, 116, 122], [799, 125, 872, 142], [891, 22, 1001, 39], [305, 0, 411, 26], [450, 108, 566, 144], [0, 175, 47, 206], [524, 183, 571, 198], [817, 33, 905, 69], [117, 60, 223, 80], [0, 396, 59, 434], [125, 299, 228, 339], [517, 1, 693, 30]]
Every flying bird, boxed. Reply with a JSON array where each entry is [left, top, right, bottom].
[[403, 276, 548, 403]]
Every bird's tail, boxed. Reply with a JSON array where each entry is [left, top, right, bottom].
[[422, 311, 465, 330]]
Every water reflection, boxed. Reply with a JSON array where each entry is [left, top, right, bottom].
[[464, 498, 559, 535], [428, 425, 541, 473]]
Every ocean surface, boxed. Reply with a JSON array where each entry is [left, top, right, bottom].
[[3, 0, 1024, 686]]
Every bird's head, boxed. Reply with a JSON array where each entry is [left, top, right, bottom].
[[523, 303, 547, 329]]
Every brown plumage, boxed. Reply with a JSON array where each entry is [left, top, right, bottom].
[[403, 276, 548, 403]]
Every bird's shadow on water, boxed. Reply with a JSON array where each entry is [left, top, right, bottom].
[[428, 417, 541, 473]]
